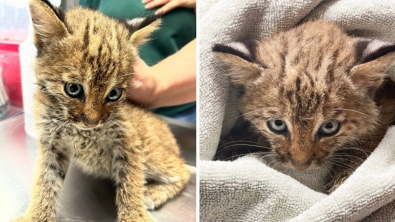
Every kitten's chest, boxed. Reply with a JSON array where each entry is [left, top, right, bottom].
[[62, 128, 118, 178]]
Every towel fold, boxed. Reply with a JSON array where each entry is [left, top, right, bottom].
[[200, 127, 395, 221]]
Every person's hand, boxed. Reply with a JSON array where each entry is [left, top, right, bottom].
[[129, 57, 159, 108], [128, 40, 196, 109], [142, 0, 196, 15]]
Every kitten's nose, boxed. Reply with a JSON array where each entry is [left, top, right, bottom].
[[81, 113, 99, 128], [288, 153, 311, 170]]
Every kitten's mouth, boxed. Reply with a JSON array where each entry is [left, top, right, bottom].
[[68, 116, 104, 130], [273, 157, 321, 171], [293, 164, 310, 171], [75, 123, 102, 130], [262, 155, 318, 171], [289, 160, 323, 171]]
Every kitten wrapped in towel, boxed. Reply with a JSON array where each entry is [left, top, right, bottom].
[[213, 20, 395, 192]]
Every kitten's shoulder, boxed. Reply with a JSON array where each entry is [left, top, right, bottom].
[[120, 102, 169, 126]]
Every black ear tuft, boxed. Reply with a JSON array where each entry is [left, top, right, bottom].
[[213, 40, 265, 69], [213, 43, 253, 63], [121, 14, 161, 34], [351, 38, 395, 98], [29, 0, 68, 51], [355, 38, 395, 64], [136, 14, 161, 30], [212, 41, 264, 88], [121, 15, 161, 46], [39, 0, 65, 21]]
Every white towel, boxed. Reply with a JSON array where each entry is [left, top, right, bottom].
[[199, 0, 395, 221], [200, 127, 395, 221]]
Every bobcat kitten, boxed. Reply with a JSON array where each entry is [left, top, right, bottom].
[[14, 0, 190, 221], [213, 20, 395, 192]]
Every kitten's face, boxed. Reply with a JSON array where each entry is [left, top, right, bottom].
[[214, 20, 395, 170], [35, 18, 135, 129], [29, 1, 159, 129], [239, 66, 377, 170]]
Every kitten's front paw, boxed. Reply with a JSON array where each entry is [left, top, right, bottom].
[[12, 214, 56, 222], [118, 212, 155, 222], [144, 185, 171, 210], [141, 213, 155, 222], [144, 196, 156, 210]]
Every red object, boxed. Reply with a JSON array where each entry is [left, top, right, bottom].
[[0, 42, 19, 52], [0, 42, 23, 107]]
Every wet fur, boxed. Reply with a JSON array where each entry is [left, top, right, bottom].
[[13, 1, 190, 221], [214, 20, 395, 192]]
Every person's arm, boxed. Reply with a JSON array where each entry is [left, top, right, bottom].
[[143, 0, 196, 15], [128, 39, 196, 108]]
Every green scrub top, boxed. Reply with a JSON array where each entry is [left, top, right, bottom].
[[79, 0, 196, 116]]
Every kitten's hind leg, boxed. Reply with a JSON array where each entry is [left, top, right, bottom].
[[144, 155, 190, 210]]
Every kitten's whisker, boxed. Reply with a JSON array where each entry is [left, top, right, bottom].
[[221, 152, 262, 161], [322, 164, 334, 179], [219, 140, 263, 148], [332, 154, 363, 164], [328, 161, 350, 171], [35, 117, 65, 125], [215, 144, 271, 156], [353, 100, 368, 106], [332, 153, 364, 163], [49, 120, 69, 145], [338, 146, 369, 157], [331, 157, 361, 168], [328, 159, 357, 171], [122, 72, 135, 77], [266, 158, 279, 168], [259, 152, 276, 157], [259, 153, 277, 162], [270, 160, 283, 169], [218, 143, 271, 150], [333, 108, 373, 118]]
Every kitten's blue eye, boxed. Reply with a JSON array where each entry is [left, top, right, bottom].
[[65, 83, 83, 98], [319, 121, 340, 136], [267, 120, 287, 133], [107, 88, 122, 102]]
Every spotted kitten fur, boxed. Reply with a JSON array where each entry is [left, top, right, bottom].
[[14, 0, 190, 221], [213, 20, 395, 192]]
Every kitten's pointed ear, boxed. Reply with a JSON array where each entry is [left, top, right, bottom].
[[29, 0, 68, 48], [212, 41, 263, 88], [125, 16, 161, 46], [351, 38, 395, 97]]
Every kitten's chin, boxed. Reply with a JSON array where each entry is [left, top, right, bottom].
[[261, 155, 321, 171], [74, 124, 102, 131], [285, 162, 322, 171]]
